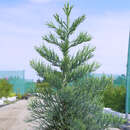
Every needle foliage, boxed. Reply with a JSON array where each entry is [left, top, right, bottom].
[[28, 3, 124, 130], [30, 2, 99, 89]]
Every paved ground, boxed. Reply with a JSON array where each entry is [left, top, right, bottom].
[[0, 100, 32, 130], [0, 100, 120, 130]]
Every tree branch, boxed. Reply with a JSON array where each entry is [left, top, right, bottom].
[[30, 60, 62, 89], [42, 33, 60, 47], [35, 45, 61, 67], [68, 62, 100, 82], [69, 32, 91, 48], [53, 13, 67, 30], [70, 46, 95, 70], [69, 15, 86, 35]]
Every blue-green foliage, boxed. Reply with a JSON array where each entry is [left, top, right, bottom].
[[28, 76, 125, 130]]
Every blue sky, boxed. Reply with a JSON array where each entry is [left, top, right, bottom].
[[1, 0, 130, 12], [0, 0, 130, 80]]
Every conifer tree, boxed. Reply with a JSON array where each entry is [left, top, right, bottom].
[[28, 3, 124, 130], [30, 3, 99, 89]]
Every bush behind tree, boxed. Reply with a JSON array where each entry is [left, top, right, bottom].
[[0, 78, 13, 98], [103, 85, 126, 113]]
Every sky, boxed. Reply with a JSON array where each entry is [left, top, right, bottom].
[[0, 0, 130, 80]]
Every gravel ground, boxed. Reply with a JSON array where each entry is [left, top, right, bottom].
[[0, 100, 120, 130], [0, 100, 32, 130]]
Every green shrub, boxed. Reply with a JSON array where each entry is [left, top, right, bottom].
[[103, 85, 126, 113], [0, 79, 13, 98], [36, 82, 52, 93], [16, 93, 22, 99], [28, 77, 124, 130], [16, 93, 30, 100], [36, 82, 50, 89], [9, 92, 16, 97]]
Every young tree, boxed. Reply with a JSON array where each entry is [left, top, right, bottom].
[[30, 3, 99, 89], [28, 3, 124, 130]]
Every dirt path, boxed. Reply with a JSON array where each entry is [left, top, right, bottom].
[[0, 100, 32, 130], [0, 100, 120, 130]]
